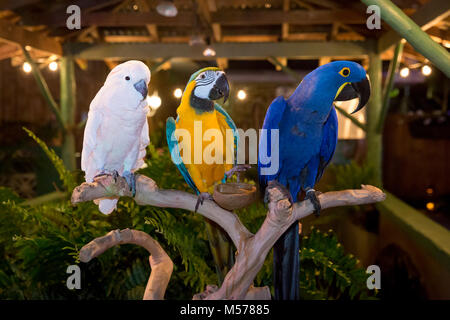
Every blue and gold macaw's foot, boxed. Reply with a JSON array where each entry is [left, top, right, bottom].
[[195, 192, 214, 213], [305, 188, 322, 217], [94, 169, 119, 182], [122, 171, 136, 197], [225, 164, 251, 182], [264, 180, 293, 205]]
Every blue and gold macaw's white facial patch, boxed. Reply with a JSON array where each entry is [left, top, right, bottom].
[[193, 70, 225, 100]]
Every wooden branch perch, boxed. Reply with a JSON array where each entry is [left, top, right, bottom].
[[72, 174, 385, 300], [79, 228, 173, 300]]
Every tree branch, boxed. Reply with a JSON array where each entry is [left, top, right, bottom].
[[72, 174, 385, 300], [79, 228, 173, 300]]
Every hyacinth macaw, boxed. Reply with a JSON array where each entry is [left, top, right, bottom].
[[258, 61, 371, 300], [166, 67, 244, 282]]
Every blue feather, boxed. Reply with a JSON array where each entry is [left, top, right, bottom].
[[166, 117, 199, 194]]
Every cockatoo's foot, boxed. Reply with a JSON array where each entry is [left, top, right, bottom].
[[264, 180, 293, 204], [225, 164, 251, 182], [305, 188, 321, 217], [94, 169, 119, 182], [195, 192, 213, 212], [122, 171, 136, 197]]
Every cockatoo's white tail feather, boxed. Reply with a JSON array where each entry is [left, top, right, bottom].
[[98, 198, 118, 215]]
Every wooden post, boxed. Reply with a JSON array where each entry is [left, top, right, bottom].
[[366, 52, 383, 187], [60, 56, 77, 171]]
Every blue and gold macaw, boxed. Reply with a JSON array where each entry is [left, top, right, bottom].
[[258, 61, 371, 300], [166, 67, 242, 283]]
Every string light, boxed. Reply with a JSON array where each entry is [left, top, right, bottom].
[[426, 202, 435, 211], [173, 88, 182, 98], [147, 94, 161, 109], [237, 89, 247, 100], [399, 67, 410, 78], [48, 61, 58, 71], [203, 47, 216, 57], [22, 62, 32, 73], [421, 65, 432, 76]]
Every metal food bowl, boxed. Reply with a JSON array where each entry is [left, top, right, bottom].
[[213, 182, 257, 211]]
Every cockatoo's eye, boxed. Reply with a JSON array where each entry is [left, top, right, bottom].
[[125, 76, 131, 81]]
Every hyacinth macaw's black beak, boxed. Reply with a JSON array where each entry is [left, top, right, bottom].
[[134, 79, 148, 99], [209, 73, 230, 103], [335, 75, 371, 114]]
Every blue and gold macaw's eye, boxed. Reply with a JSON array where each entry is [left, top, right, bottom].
[[339, 67, 350, 77]]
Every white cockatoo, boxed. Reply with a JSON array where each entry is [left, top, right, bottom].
[[81, 60, 151, 214]]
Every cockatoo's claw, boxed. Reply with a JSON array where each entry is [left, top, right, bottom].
[[195, 192, 213, 212], [305, 189, 321, 217], [94, 169, 119, 182], [264, 180, 293, 205], [122, 171, 136, 197]]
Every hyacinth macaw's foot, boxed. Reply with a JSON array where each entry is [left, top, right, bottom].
[[94, 169, 119, 182], [264, 180, 293, 205], [305, 188, 321, 217], [122, 170, 136, 197], [195, 192, 214, 212], [225, 164, 251, 182]]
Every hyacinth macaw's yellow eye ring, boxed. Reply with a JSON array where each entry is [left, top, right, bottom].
[[339, 67, 350, 77]]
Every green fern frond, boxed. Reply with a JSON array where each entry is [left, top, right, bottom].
[[23, 127, 76, 191]]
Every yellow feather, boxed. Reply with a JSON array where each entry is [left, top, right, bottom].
[[175, 81, 234, 193]]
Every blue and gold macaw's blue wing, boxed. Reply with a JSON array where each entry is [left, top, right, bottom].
[[316, 106, 338, 183], [166, 117, 199, 194], [257, 96, 287, 189], [214, 103, 239, 165]]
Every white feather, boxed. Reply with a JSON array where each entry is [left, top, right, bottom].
[[81, 60, 151, 214]]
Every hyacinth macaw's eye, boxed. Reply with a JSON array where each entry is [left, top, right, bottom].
[[339, 67, 350, 77]]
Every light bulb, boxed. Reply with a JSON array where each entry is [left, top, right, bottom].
[[156, 0, 178, 17], [23, 62, 32, 73], [174, 88, 182, 98], [399, 67, 409, 78], [203, 47, 216, 57], [49, 61, 58, 71], [147, 94, 161, 109], [237, 90, 247, 100], [421, 65, 432, 76]]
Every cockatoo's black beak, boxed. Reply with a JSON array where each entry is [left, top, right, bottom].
[[134, 79, 148, 99], [208, 73, 230, 103], [335, 75, 371, 114]]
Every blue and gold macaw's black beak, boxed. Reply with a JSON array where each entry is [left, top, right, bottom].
[[134, 79, 148, 99], [335, 75, 371, 114], [208, 73, 230, 103]]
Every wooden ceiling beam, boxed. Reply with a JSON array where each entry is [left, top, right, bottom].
[[24, 11, 196, 27], [66, 40, 375, 60], [0, 18, 62, 55], [212, 9, 367, 26], [0, 42, 20, 60], [282, 0, 290, 41], [0, 0, 40, 11], [135, 0, 159, 42]]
